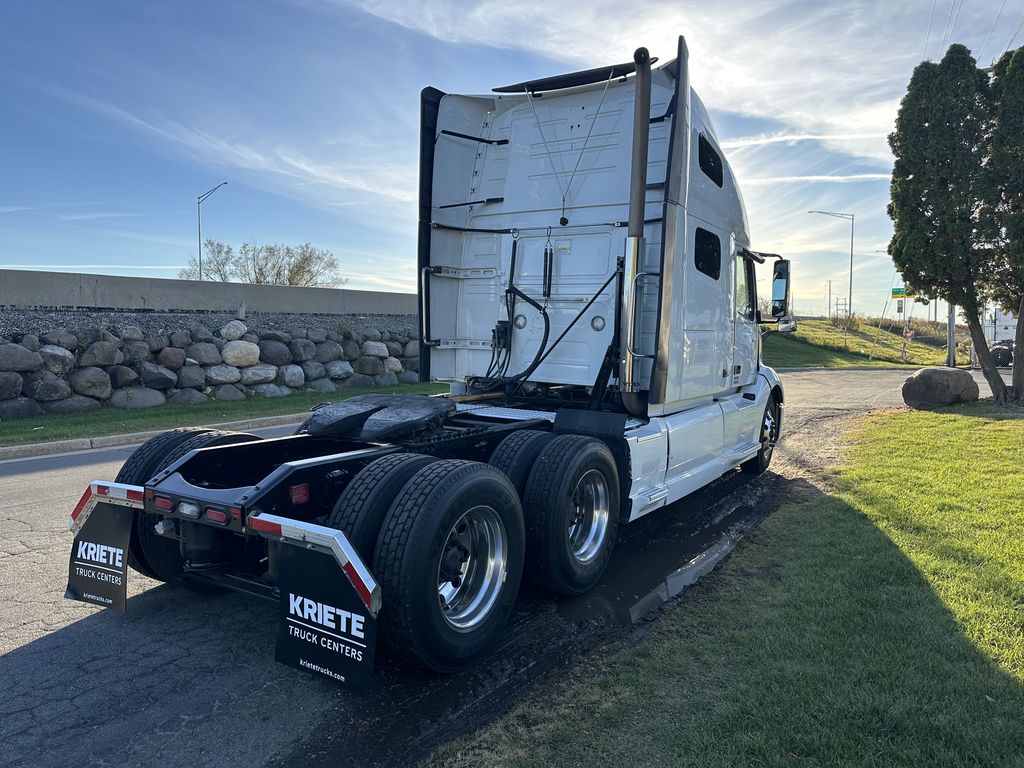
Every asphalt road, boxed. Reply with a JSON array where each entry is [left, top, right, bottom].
[[0, 368, 998, 768]]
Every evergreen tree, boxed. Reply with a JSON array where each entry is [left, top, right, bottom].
[[888, 44, 1009, 403], [986, 47, 1024, 400]]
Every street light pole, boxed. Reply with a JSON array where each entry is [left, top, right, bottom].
[[809, 210, 855, 336], [196, 182, 228, 280]]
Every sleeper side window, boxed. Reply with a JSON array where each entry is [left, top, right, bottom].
[[694, 228, 721, 280], [698, 134, 724, 188]]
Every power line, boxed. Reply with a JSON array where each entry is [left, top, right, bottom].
[[978, 0, 1008, 63], [1004, 12, 1024, 56], [938, 0, 963, 55], [922, 0, 939, 60]]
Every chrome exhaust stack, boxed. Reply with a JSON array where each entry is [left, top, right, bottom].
[[620, 46, 652, 416]]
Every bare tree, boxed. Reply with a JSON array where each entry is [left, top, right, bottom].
[[178, 240, 346, 287]]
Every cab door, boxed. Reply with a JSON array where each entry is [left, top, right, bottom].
[[731, 250, 758, 387]]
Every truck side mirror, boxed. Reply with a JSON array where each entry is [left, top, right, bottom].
[[771, 260, 791, 319]]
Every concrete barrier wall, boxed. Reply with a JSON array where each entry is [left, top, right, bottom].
[[0, 269, 417, 316]]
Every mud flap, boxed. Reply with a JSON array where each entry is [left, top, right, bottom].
[[274, 543, 377, 693], [64, 502, 133, 612]]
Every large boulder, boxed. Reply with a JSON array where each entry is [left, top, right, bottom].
[[289, 339, 317, 362], [401, 356, 420, 373], [146, 334, 171, 353], [314, 341, 343, 363], [118, 326, 144, 342], [170, 330, 192, 348], [122, 340, 152, 363], [239, 363, 278, 385], [109, 387, 166, 409], [22, 370, 72, 401], [325, 360, 354, 380], [43, 395, 102, 414], [157, 346, 186, 370], [220, 320, 248, 341], [341, 339, 361, 361], [79, 341, 123, 367], [221, 340, 260, 367], [342, 373, 376, 389], [385, 341, 404, 357], [361, 340, 389, 358], [0, 343, 44, 372], [107, 365, 140, 389], [185, 342, 222, 366], [353, 356, 384, 376], [259, 340, 292, 365], [205, 364, 242, 385], [0, 396, 42, 420], [253, 383, 293, 398], [398, 371, 420, 385], [0, 371, 23, 400], [213, 384, 246, 401], [40, 329, 77, 351], [70, 367, 113, 400], [307, 327, 328, 343], [259, 330, 291, 343], [383, 356, 403, 374], [287, 326, 307, 339], [363, 328, 382, 342], [403, 340, 419, 358], [18, 334, 40, 352], [80, 328, 122, 348], [191, 325, 214, 342], [277, 364, 305, 388], [374, 371, 399, 388], [300, 360, 326, 381], [138, 362, 178, 390], [170, 388, 209, 406], [902, 367, 980, 410], [306, 378, 337, 393], [40, 344, 76, 376], [176, 365, 206, 389]]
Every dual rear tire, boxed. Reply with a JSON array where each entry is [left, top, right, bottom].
[[333, 431, 620, 672]]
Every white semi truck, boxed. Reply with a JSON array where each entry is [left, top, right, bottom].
[[65, 37, 792, 690]]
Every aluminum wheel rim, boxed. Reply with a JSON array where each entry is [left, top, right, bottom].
[[762, 407, 778, 455], [568, 469, 610, 564], [436, 505, 507, 632]]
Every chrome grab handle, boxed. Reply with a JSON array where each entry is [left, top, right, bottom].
[[625, 271, 657, 359], [420, 266, 439, 347]]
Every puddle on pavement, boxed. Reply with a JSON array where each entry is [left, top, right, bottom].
[[559, 475, 767, 625]]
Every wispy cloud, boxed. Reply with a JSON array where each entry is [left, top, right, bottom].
[[49, 87, 418, 206], [720, 133, 884, 149], [0, 264, 186, 270], [56, 212, 145, 221], [744, 173, 891, 186]]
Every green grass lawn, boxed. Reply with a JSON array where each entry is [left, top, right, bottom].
[[762, 319, 953, 369], [0, 382, 445, 447], [430, 403, 1024, 767]]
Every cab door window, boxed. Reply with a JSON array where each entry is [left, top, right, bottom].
[[736, 254, 756, 321]]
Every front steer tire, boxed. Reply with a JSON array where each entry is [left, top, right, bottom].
[[741, 395, 780, 475], [522, 435, 620, 595], [373, 460, 525, 673]]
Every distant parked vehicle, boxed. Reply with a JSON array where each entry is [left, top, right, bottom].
[[990, 339, 1014, 368]]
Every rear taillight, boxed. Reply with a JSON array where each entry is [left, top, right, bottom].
[[205, 508, 228, 524], [154, 496, 173, 511], [289, 483, 310, 505]]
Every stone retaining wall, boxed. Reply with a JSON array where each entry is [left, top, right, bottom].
[[0, 319, 422, 421]]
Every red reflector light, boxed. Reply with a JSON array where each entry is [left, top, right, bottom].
[[127, 488, 144, 503], [154, 497, 173, 510], [289, 483, 310, 505], [229, 506, 242, 520], [205, 508, 228, 524], [96, 485, 110, 496], [248, 515, 283, 536]]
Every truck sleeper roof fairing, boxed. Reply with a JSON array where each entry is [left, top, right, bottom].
[[419, 37, 752, 418]]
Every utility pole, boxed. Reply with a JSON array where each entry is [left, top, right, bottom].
[[946, 304, 957, 367], [196, 182, 228, 281], [827, 280, 832, 321], [809, 210, 855, 338]]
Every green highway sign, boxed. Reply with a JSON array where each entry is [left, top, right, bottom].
[[891, 287, 906, 298]]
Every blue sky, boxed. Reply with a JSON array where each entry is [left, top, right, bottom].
[[1, 0, 1021, 316]]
